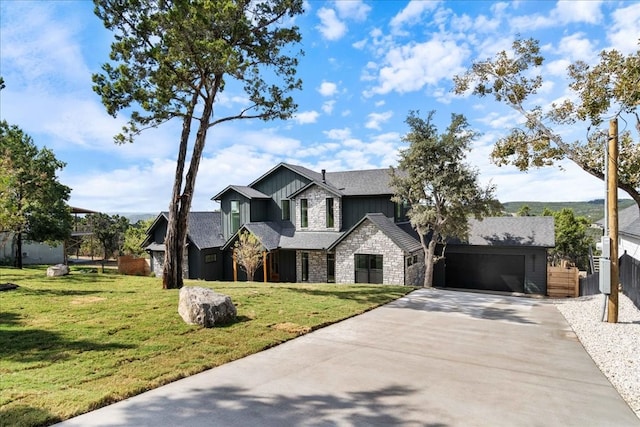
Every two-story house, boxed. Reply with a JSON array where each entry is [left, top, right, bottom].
[[212, 163, 425, 285], [144, 162, 554, 292]]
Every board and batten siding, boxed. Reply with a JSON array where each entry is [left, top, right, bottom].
[[341, 196, 396, 230], [219, 191, 251, 240], [252, 166, 312, 224]]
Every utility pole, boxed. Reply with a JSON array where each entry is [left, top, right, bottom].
[[607, 118, 619, 323]]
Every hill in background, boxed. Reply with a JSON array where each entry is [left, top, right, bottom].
[[501, 199, 635, 223]]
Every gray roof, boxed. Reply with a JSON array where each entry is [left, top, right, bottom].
[[280, 230, 344, 250], [464, 216, 555, 247], [325, 169, 395, 196], [612, 205, 640, 239], [241, 222, 283, 251], [329, 213, 422, 254], [188, 211, 225, 249], [143, 211, 224, 250], [212, 185, 270, 201]]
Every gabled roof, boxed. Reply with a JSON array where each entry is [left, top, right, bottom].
[[143, 211, 224, 250], [280, 230, 343, 250], [212, 185, 270, 201], [618, 205, 640, 238], [461, 216, 555, 247], [325, 169, 395, 196], [223, 222, 343, 251], [248, 162, 323, 188], [329, 213, 422, 254], [598, 205, 640, 239]]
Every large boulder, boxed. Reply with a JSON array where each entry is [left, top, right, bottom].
[[46, 264, 69, 277], [178, 286, 237, 327]]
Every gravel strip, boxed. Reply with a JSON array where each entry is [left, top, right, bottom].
[[555, 293, 640, 418]]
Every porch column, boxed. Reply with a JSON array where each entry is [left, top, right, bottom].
[[232, 249, 237, 282], [263, 251, 267, 283]]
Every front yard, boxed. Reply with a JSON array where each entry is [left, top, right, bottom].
[[0, 266, 412, 427]]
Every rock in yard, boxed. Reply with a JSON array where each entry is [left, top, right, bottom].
[[46, 264, 69, 277], [178, 286, 237, 328]]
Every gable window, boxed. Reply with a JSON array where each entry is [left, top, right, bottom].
[[230, 200, 240, 234], [326, 198, 334, 228], [301, 252, 309, 282], [300, 199, 308, 228], [282, 199, 291, 221]]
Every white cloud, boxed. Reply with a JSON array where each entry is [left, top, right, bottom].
[[390, 0, 440, 32], [556, 33, 597, 62], [366, 37, 470, 96], [322, 100, 336, 114], [334, 0, 370, 21], [318, 81, 338, 97], [324, 128, 352, 140], [552, 1, 603, 25], [365, 111, 393, 130], [608, 3, 640, 53], [316, 7, 347, 41], [509, 1, 603, 30], [293, 110, 320, 124]]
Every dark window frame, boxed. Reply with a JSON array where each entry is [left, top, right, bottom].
[[230, 200, 240, 234], [326, 197, 334, 228], [300, 199, 308, 228], [282, 199, 291, 221]]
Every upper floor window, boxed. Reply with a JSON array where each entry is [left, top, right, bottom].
[[394, 200, 409, 222], [300, 199, 308, 228], [230, 200, 240, 234], [326, 198, 334, 228], [282, 199, 290, 221]]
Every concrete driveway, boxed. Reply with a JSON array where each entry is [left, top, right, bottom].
[[56, 288, 639, 426]]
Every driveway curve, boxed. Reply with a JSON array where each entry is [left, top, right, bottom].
[[56, 288, 639, 426]]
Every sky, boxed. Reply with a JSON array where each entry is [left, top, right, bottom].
[[1, 0, 639, 214]]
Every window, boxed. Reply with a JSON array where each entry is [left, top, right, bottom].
[[327, 253, 335, 283], [205, 254, 217, 263], [230, 200, 240, 234], [300, 199, 308, 228], [407, 256, 413, 267], [301, 252, 309, 282], [394, 200, 409, 222], [282, 199, 290, 221], [326, 198, 334, 228], [355, 254, 383, 284]]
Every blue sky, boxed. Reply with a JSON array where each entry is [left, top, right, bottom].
[[1, 0, 638, 213]]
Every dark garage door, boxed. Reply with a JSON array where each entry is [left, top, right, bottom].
[[445, 253, 525, 293]]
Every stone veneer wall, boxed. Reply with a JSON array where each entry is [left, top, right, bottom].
[[296, 249, 327, 283], [151, 250, 189, 278], [295, 186, 341, 232], [334, 221, 407, 285], [405, 251, 425, 286]]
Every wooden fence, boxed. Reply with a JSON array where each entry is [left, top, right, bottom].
[[547, 266, 579, 298], [117, 255, 150, 276]]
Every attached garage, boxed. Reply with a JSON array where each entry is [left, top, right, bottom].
[[437, 217, 555, 295]]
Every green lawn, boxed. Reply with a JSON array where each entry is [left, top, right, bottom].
[[0, 266, 412, 427]]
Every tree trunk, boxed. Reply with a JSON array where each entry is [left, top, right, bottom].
[[421, 234, 437, 288], [15, 232, 23, 269], [162, 84, 216, 290]]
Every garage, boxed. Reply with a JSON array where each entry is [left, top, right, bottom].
[[445, 253, 525, 293], [436, 216, 555, 295]]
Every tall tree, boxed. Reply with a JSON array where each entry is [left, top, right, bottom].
[[93, 0, 304, 289], [390, 111, 501, 287], [542, 208, 593, 270], [86, 213, 130, 271], [0, 121, 72, 268], [453, 38, 640, 210], [234, 230, 264, 281]]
